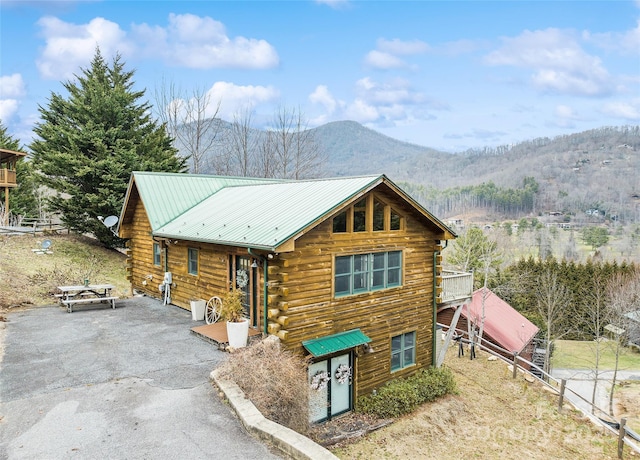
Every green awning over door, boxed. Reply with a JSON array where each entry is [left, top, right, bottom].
[[302, 329, 371, 357]]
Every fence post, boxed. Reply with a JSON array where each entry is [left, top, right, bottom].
[[512, 352, 518, 379], [558, 379, 566, 412], [618, 417, 626, 459]]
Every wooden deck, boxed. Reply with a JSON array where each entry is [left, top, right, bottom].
[[191, 322, 262, 349]]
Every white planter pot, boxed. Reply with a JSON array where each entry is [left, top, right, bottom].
[[190, 300, 206, 321], [226, 319, 249, 348]]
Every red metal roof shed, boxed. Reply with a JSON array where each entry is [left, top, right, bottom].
[[465, 288, 539, 354]]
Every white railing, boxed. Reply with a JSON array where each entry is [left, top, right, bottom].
[[440, 270, 473, 303]]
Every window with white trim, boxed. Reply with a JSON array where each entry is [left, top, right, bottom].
[[334, 251, 402, 297], [391, 331, 416, 371]]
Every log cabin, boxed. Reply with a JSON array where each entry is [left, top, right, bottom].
[[118, 171, 467, 422]]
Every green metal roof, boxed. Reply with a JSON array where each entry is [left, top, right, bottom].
[[154, 175, 383, 250], [125, 172, 282, 231], [302, 329, 371, 357], [121, 171, 456, 248]]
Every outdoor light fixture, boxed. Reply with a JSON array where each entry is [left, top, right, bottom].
[[251, 259, 258, 268]]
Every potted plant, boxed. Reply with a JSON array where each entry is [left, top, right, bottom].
[[221, 289, 249, 348]]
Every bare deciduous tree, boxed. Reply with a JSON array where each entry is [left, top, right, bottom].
[[606, 270, 640, 415], [154, 81, 222, 174], [535, 269, 573, 377], [265, 105, 324, 179], [579, 274, 609, 412], [226, 106, 259, 177]]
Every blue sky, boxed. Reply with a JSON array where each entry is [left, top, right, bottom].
[[1, 0, 639, 152]]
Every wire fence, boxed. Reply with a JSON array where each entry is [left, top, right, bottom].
[[438, 322, 640, 458]]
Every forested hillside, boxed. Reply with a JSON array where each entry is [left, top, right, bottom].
[[179, 120, 639, 225], [313, 124, 640, 224]]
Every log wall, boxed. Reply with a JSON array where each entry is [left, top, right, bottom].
[[122, 185, 446, 399]]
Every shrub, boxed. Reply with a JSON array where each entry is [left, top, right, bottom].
[[357, 366, 457, 419], [216, 337, 310, 434]]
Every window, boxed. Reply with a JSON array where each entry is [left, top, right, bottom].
[[390, 209, 402, 230], [391, 331, 416, 371], [188, 248, 199, 275], [334, 251, 402, 296], [353, 198, 367, 232], [373, 198, 385, 231], [331, 195, 403, 234], [153, 243, 161, 266], [333, 210, 347, 233]]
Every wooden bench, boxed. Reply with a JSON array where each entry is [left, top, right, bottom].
[[62, 296, 118, 313]]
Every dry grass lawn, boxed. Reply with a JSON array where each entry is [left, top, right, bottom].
[[0, 234, 130, 310], [334, 348, 623, 460]]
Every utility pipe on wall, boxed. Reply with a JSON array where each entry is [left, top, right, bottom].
[[248, 248, 269, 335]]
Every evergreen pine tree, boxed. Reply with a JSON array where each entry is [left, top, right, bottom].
[[30, 49, 186, 246]]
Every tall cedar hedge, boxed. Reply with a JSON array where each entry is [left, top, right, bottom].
[[494, 257, 637, 339]]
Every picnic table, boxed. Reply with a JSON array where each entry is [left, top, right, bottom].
[[57, 284, 118, 313]]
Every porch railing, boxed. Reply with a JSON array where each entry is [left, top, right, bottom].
[[439, 270, 473, 304], [0, 168, 17, 187]]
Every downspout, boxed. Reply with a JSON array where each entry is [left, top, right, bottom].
[[432, 239, 448, 367], [432, 250, 439, 367], [248, 248, 269, 335]]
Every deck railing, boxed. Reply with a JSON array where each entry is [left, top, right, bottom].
[[0, 168, 17, 186], [439, 270, 473, 304]]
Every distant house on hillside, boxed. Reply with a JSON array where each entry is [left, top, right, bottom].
[[437, 288, 539, 364], [626, 310, 640, 349], [117, 171, 473, 422]]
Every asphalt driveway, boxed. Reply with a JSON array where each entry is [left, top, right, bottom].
[[0, 296, 281, 459]]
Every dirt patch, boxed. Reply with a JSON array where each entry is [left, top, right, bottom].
[[308, 412, 393, 447], [614, 380, 640, 433]]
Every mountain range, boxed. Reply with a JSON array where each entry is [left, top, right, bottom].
[[181, 119, 640, 223]]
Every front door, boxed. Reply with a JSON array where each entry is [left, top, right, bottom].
[[229, 255, 258, 327], [308, 353, 353, 423]]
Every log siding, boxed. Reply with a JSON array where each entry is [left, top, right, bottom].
[[121, 182, 448, 403]]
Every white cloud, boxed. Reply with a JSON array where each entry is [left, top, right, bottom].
[[484, 28, 612, 96], [132, 13, 279, 69], [364, 50, 406, 69], [365, 38, 428, 70], [555, 105, 580, 120], [376, 38, 429, 55], [36, 16, 132, 80], [344, 99, 379, 123], [601, 100, 640, 120], [203, 81, 279, 119], [584, 19, 640, 55], [309, 85, 340, 114], [0, 99, 19, 123], [355, 77, 425, 106], [36, 14, 278, 80], [329, 77, 446, 127], [0, 74, 25, 98], [315, 0, 351, 9], [0, 74, 26, 123]]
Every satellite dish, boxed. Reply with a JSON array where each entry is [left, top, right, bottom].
[[103, 215, 119, 228], [41, 240, 51, 249]]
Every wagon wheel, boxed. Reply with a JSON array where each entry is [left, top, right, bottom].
[[205, 296, 222, 324]]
